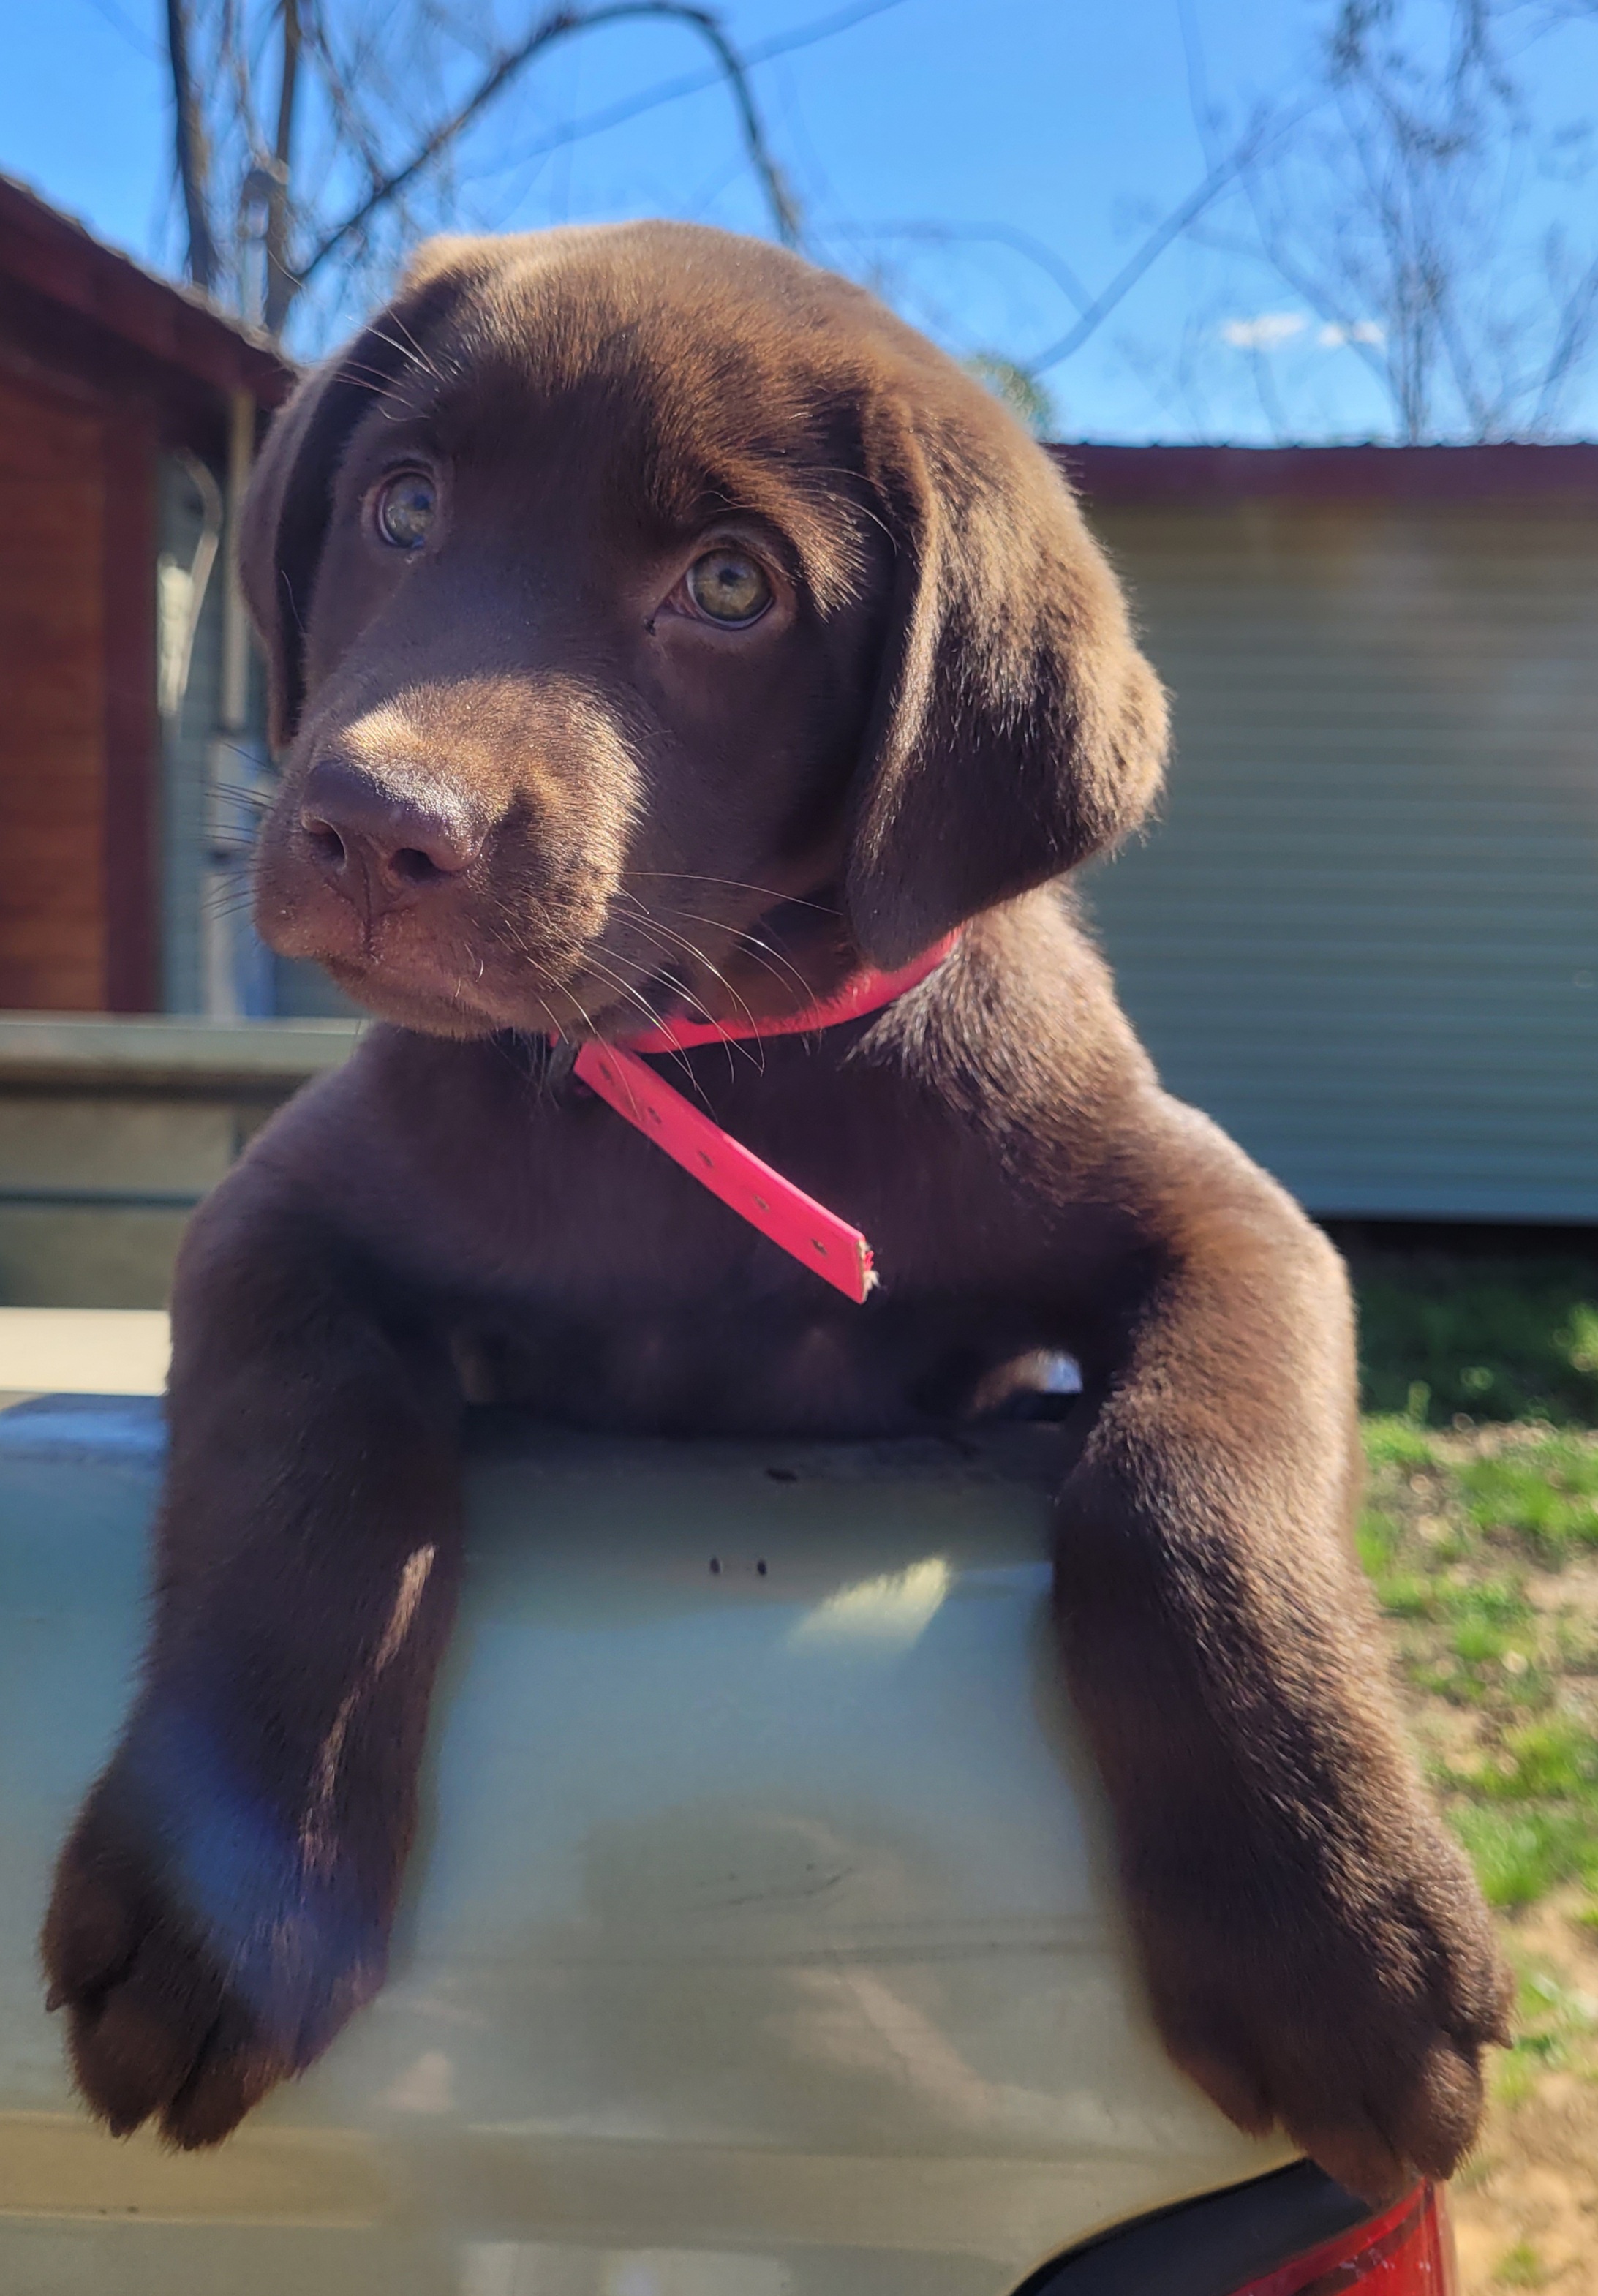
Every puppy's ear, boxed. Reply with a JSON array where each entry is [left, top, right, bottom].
[[239, 253, 480, 748], [845, 394, 1167, 967]]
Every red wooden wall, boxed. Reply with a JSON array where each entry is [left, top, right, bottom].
[[0, 362, 156, 1011]]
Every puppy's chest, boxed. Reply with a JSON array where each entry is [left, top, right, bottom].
[[398, 1045, 1064, 1434], [422, 1049, 1000, 1309], [447, 1291, 1055, 1437]]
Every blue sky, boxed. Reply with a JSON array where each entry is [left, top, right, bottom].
[[5, 0, 1596, 441]]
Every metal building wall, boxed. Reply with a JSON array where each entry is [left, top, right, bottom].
[[1079, 496, 1598, 1221]]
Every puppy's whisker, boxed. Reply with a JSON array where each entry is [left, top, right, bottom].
[[600, 909, 754, 1086], [203, 888, 260, 919], [575, 952, 684, 1044], [725, 933, 821, 1012], [496, 910, 671, 1049], [622, 871, 841, 919], [574, 956, 724, 1095], [767, 461, 894, 548], [483, 923, 619, 1058], [651, 903, 818, 1017], [605, 908, 769, 1076], [335, 361, 424, 417], [209, 734, 278, 770], [605, 909, 726, 1028], [361, 328, 448, 396], [372, 317, 450, 391]]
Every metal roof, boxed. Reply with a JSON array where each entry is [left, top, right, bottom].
[[1053, 442, 1598, 504]]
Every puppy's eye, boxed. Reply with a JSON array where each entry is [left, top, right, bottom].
[[686, 549, 772, 625], [373, 470, 437, 550]]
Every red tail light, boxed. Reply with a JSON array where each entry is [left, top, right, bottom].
[[1235, 2182, 1457, 2295]]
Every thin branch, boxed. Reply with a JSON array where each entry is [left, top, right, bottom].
[[166, 0, 221, 292], [304, 10, 392, 190], [1024, 101, 1318, 377], [274, 0, 301, 176], [1531, 244, 1598, 429], [263, 0, 303, 334], [465, 0, 905, 184], [220, 0, 259, 157], [296, 0, 797, 289], [825, 220, 1095, 317]]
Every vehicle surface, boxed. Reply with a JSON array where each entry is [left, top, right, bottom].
[[0, 1385, 1455, 2293]]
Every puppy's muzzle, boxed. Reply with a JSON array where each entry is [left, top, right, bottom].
[[298, 756, 483, 913]]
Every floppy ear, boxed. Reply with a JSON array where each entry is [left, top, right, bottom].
[[845, 394, 1168, 968], [239, 251, 483, 748]]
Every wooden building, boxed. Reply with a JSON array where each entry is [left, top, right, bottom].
[[0, 174, 290, 1015], [1065, 446, 1598, 1224]]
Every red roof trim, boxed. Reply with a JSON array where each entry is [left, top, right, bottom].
[[0, 174, 293, 407], [1052, 441, 1598, 506]]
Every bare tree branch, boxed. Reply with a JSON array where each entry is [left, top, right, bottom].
[[160, 0, 922, 347], [263, 0, 303, 335], [1216, 0, 1598, 440], [1023, 101, 1316, 378], [462, 0, 905, 185], [825, 220, 1096, 317], [295, 0, 797, 298], [166, 0, 221, 293]]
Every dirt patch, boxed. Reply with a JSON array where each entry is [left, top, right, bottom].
[[1450, 1891, 1598, 2290]]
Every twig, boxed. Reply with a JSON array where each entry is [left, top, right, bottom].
[[295, 0, 797, 290], [165, 0, 221, 291], [1024, 101, 1316, 378]]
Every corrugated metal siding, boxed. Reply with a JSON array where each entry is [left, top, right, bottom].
[[1080, 500, 1598, 1220]]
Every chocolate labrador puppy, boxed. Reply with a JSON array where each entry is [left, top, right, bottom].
[[44, 223, 1507, 2196]]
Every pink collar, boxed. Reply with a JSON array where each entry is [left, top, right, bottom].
[[568, 937, 956, 1303]]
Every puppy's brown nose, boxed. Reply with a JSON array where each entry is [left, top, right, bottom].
[[299, 758, 482, 896]]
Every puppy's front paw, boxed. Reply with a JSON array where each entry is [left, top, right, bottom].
[[1137, 1810, 1512, 2204], [43, 1736, 390, 2146]]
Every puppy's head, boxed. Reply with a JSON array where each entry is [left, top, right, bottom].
[[243, 223, 1166, 1039]]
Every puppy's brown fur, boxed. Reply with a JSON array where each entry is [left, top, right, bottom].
[[43, 225, 1507, 2194]]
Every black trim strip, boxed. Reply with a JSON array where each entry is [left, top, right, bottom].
[[1015, 2160, 1373, 2295]]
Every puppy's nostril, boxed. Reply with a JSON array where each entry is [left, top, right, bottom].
[[305, 823, 347, 871], [296, 759, 480, 891], [391, 847, 445, 887]]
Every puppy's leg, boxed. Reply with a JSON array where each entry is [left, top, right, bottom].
[[1052, 1123, 1510, 2204], [42, 1189, 462, 2146]]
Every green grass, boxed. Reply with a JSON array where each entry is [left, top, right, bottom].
[[1346, 1247, 1598, 2135], [1460, 1443, 1598, 1562], [1345, 1246, 1598, 1426], [1493, 2238, 1548, 2287], [1361, 1414, 1442, 1470], [1355, 1414, 1598, 1927], [1479, 1717, 1598, 1802], [1492, 1960, 1598, 2112], [1450, 1805, 1598, 1909]]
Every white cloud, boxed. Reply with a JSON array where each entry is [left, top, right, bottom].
[[1221, 312, 1308, 350], [1319, 319, 1386, 347]]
